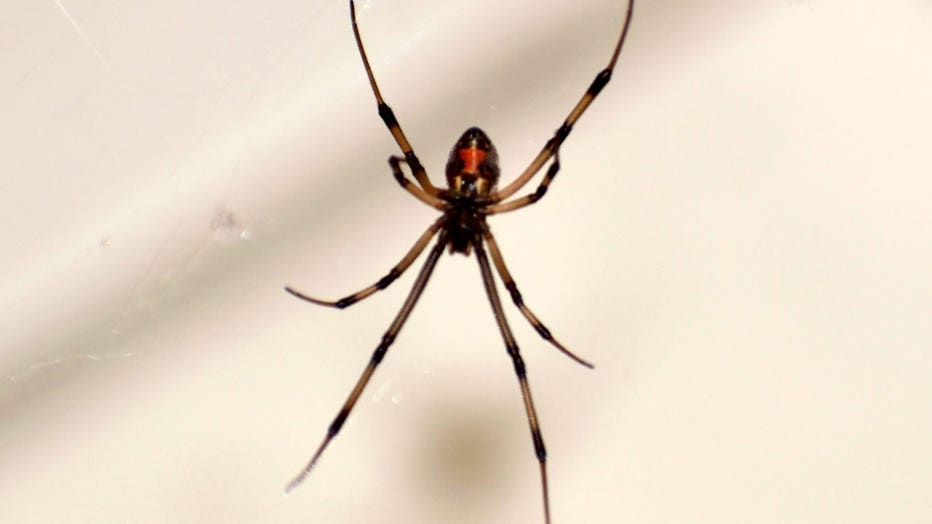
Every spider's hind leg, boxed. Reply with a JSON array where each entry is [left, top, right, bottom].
[[389, 156, 447, 210], [350, 0, 438, 196], [486, 151, 560, 215]]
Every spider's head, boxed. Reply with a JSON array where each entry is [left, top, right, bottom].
[[445, 127, 500, 199]]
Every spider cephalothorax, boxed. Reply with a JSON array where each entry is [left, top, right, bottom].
[[284, 2, 636, 522]]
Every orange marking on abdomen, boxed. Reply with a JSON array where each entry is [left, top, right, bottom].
[[458, 147, 487, 174]]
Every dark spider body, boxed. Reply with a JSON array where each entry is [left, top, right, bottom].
[[284, 2, 635, 522], [443, 204, 482, 255], [446, 127, 500, 200], [443, 127, 499, 254]]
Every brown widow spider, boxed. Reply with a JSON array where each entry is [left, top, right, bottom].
[[284, 1, 635, 522]]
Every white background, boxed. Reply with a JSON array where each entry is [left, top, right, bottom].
[[1, 0, 929, 522]]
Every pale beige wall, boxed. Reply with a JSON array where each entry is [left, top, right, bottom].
[[1, 0, 929, 522]]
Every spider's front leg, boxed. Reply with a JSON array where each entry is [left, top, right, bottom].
[[472, 235, 553, 523], [479, 223, 593, 368], [286, 230, 449, 492], [285, 216, 443, 308]]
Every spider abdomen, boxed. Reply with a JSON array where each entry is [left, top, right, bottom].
[[445, 127, 500, 198]]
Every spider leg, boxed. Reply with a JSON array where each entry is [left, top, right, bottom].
[[494, 0, 635, 201], [485, 151, 560, 215], [472, 236, 552, 524], [350, 0, 439, 196], [285, 217, 444, 309], [480, 224, 593, 368], [286, 230, 448, 493], [389, 156, 447, 210]]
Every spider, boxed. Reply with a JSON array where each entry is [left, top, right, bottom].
[[284, 1, 635, 522]]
